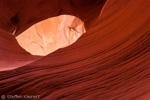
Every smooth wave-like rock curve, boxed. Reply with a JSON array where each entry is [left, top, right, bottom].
[[0, 0, 150, 100], [0, 0, 106, 71]]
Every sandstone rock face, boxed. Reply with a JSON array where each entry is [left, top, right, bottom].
[[16, 15, 85, 56], [0, 0, 106, 71], [0, 0, 150, 100]]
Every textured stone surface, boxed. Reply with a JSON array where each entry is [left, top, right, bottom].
[[16, 15, 85, 56], [0, 0, 150, 100]]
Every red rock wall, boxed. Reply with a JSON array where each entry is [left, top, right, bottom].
[[0, 0, 150, 100]]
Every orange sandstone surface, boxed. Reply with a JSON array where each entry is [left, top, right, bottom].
[[16, 15, 85, 56]]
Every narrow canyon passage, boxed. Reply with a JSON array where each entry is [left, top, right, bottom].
[[0, 0, 150, 100]]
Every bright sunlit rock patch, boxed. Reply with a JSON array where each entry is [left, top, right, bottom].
[[16, 15, 86, 56]]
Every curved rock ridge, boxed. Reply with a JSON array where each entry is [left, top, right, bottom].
[[0, 0, 150, 100], [16, 15, 86, 56], [0, 0, 106, 71]]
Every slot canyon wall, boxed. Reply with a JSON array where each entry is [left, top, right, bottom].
[[0, 0, 150, 100]]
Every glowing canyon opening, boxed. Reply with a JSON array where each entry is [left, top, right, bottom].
[[1, 0, 150, 99], [16, 15, 86, 56]]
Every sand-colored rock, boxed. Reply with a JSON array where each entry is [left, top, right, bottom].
[[16, 15, 85, 56], [0, 0, 150, 99]]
